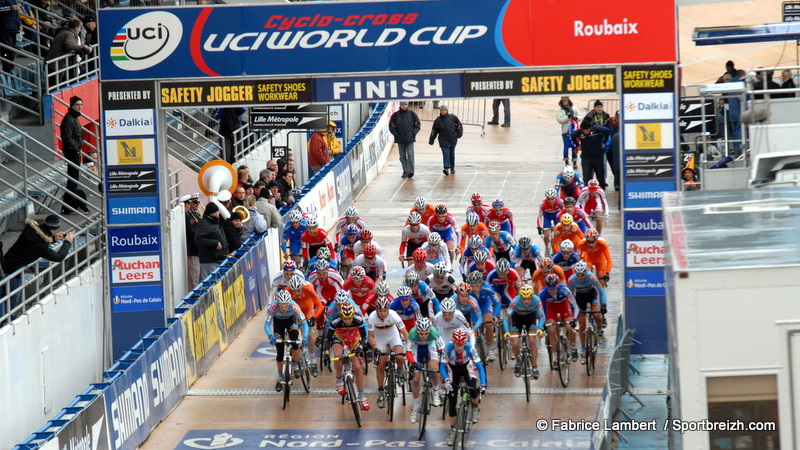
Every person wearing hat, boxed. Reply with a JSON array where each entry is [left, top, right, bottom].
[[307, 126, 330, 175], [194, 202, 229, 278], [556, 96, 582, 169], [324, 121, 342, 157], [429, 105, 463, 176], [224, 210, 245, 252], [184, 193, 202, 287], [59, 94, 89, 214], [3, 214, 73, 320], [682, 167, 699, 191], [389, 101, 421, 178], [80, 14, 97, 46], [583, 100, 610, 128]]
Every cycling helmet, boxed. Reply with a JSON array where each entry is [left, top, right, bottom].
[[562, 166, 575, 183], [517, 236, 532, 249], [350, 266, 366, 280], [545, 273, 560, 287], [452, 328, 469, 345], [317, 246, 331, 258], [413, 247, 427, 263], [360, 229, 373, 240], [414, 196, 427, 210], [345, 223, 360, 237], [496, 258, 510, 274], [407, 212, 422, 225], [335, 291, 351, 304], [587, 179, 600, 190], [289, 274, 304, 291], [559, 240, 574, 254], [563, 196, 576, 206], [519, 284, 534, 298], [345, 206, 359, 218], [467, 235, 482, 248], [404, 270, 420, 286], [585, 229, 599, 242], [375, 296, 391, 309], [545, 188, 558, 199], [363, 243, 378, 258], [467, 270, 484, 285], [471, 192, 483, 204], [416, 317, 432, 333], [315, 259, 330, 271], [428, 232, 442, 246], [560, 213, 574, 227], [435, 203, 448, 215], [455, 283, 471, 295], [466, 212, 480, 226], [340, 303, 356, 319], [440, 298, 457, 313], [276, 290, 293, 304], [473, 249, 489, 263], [289, 209, 302, 222], [492, 198, 504, 209], [375, 281, 390, 296], [397, 285, 413, 298], [539, 257, 554, 272], [306, 216, 318, 227], [433, 261, 448, 278], [283, 260, 297, 271], [488, 220, 501, 234], [574, 261, 588, 274]]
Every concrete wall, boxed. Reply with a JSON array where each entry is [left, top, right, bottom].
[[0, 261, 105, 449]]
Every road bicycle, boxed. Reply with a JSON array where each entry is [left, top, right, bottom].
[[515, 325, 538, 402], [381, 350, 406, 422], [547, 314, 573, 388], [451, 379, 475, 450], [330, 343, 364, 427], [275, 331, 306, 409], [415, 365, 439, 439], [580, 310, 602, 376], [495, 311, 510, 371]]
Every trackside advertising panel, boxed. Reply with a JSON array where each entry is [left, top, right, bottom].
[[54, 394, 112, 450], [103, 323, 187, 450], [220, 264, 248, 338], [97, 0, 676, 81]]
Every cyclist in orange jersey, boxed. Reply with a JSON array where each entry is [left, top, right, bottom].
[[550, 213, 585, 254], [530, 257, 566, 293], [284, 275, 325, 366], [459, 212, 489, 254], [577, 229, 612, 287], [406, 195, 436, 227]]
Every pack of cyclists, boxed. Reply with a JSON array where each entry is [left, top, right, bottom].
[[271, 166, 612, 440]]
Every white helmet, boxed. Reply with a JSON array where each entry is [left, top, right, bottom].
[[414, 196, 427, 210], [559, 240, 574, 254], [562, 166, 575, 183]]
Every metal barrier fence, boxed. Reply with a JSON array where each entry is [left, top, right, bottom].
[[591, 328, 644, 449], [415, 98, 487, 136]]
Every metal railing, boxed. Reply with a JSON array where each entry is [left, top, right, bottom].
[[0, 118, 105, 326], [44, 44, 99, 93], [165, 108, 224, 172], [415, 98, 487, 136]]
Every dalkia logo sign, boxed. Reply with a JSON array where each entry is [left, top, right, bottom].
[[111, 11, 183, 71]]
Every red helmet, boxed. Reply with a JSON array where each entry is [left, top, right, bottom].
[[363, 243, 377, 258], [412, 247, 427, 263], [283, 260, 297, 271], [471, 192, 482, 203], [588, 179, 600, 191], [360, 229, 373, 240], [452, 329, 469, 345]]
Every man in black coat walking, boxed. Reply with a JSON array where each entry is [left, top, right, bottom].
[[571, 119, 610, 189], [193, 202, 229, 278], [389, 101, 421, 178], [429, 105, 463, 176]]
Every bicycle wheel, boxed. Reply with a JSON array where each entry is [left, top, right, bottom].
[[497, 327, 507, 371], [347, 376, 362, 428], [417, 384, 429, 440], [522, 348, 531, 403], [400, 368, 407, 406], [477, 333, 487, 365], [441, 391, 448, 420], [546, 338, 554, 371], [453, 401, 467, 450], [557, 337, 570, 388], [300, 352, 312, 393], [282, 360, 291, 409], [386, 368, 395, 422], [586, 328, 596, 376], [460, 400, 471, 450]]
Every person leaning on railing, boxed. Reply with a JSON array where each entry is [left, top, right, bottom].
[[45, 17, 91, 87], [2, 215, 73, 322]]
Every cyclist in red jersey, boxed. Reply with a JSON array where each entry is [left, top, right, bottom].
[[576, 180, 609, 234], [335, 206, 366, 243], [557, 197, 592, 234], [307, 259, 344, 307], [342, 266, 377, 313], [399, 212, 431, 266], [465, 192, 491, 224], [486, 198, 515, 236], [301, 216, 336, 262], [536, 189, 565, 257]]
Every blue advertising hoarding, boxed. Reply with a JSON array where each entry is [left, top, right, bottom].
[[624, 269, 666, 297], [110, 284, 165, 313], [108, 225, 162, 254], [107, 196, 161, 224], [623, 180, 676, 209], [624, 210, 664, 238], [315, 73, 462, 102]]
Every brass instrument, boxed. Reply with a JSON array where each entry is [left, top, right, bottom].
[[232, 205, 251, 223]]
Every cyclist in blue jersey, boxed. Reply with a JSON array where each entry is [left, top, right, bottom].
[[460, 234, 491, 280], [390, 286, 421, 331], [403, 270, 439, 318], [502, 284, 545, 379], [441, 328, 487, 445], [467, 270, 501, 362], [452, 283, 483, 331], [554, 165, 584, 200], [486, 258, 522, 308], [307, 246, 338, 274], [511, 236, 544, 281], [567, 262, 607, 363], [484, 220, 515, 262], [539, 274, 579, 364], [552, 240, 581, 278], [282, 209, 307, 267], [264, 290, 310, 392]]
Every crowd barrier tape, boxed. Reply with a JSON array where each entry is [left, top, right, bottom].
[[15, 103, 391, 449]]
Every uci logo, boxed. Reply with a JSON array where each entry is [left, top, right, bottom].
[[111, 12, 182, 71]]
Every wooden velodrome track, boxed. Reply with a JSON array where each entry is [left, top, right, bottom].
[[139, 1, 792, 447]]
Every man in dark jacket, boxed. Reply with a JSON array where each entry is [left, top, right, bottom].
[[389, 101, 421, 178], [428, 105, 463, 176], [571, 119, 611, 190], [60, 95, 88, 214], [3, 214, 73, 320], [194, 202, 228, 278], [0, 0, 21, 73], [223, 210, 244, 252]]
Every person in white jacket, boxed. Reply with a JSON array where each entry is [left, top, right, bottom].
[[555, 96, 582, 169], [241, 195, 268, 235]]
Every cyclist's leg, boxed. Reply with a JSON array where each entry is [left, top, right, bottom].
[[331, 340, 344, 377], [482, 312, 495, 347]]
